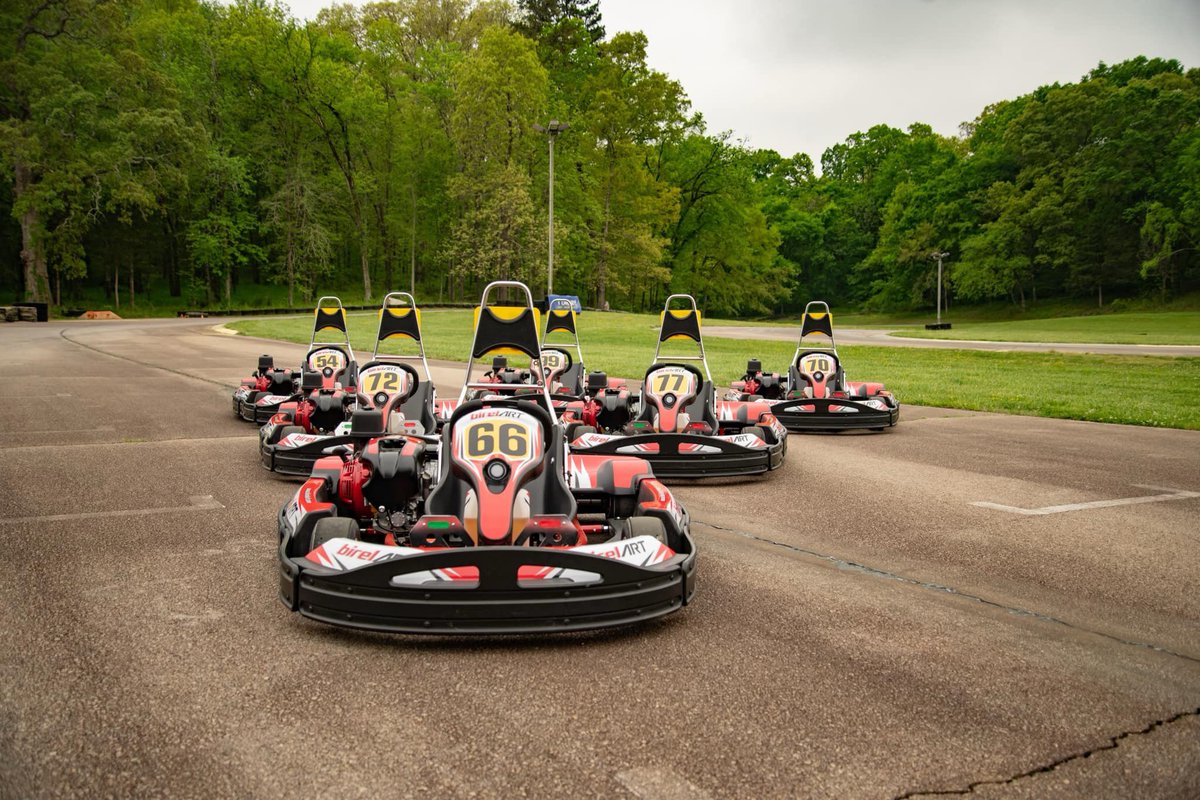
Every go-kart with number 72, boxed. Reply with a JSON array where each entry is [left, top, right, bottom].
[[260, 292, 438, 477]]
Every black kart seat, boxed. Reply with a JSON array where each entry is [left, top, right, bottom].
[[425, 399, 576, 541]]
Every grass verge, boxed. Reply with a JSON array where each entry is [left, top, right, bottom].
[[228, 309, 1200, 430], [896, 312, 1200, 345]]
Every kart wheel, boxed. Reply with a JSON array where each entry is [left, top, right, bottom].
[[745, 425, 768, 441], [626, 516, 668, 546], [870, 427, 886, 432], [277, 425, 305, 440], [310, 516, 359, 551]]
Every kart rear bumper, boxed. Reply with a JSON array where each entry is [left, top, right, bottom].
[[772, 398, 899, 432], [572, 433, 785, 479], [278, 537, 697, 634]]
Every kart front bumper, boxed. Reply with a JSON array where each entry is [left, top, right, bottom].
[[278, 537, 697, 635], [572, 433, 785, 479], [241, 398, 288, 424], [260, 436, 345, 478], [771, 397, 900, 432]]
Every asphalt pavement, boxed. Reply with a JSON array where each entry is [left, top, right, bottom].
[[1, 318, 1197, 799]]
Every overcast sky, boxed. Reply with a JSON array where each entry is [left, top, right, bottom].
[[282, 0, 1200, 165]]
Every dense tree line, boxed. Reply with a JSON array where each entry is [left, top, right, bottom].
[[2, 0, 1197, 314]]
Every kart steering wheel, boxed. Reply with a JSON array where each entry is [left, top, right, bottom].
[[357, 361, 421, 410], [539, 348, 573, 378]]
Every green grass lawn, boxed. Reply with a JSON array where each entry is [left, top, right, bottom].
[[228, 309, 1200, 430], [896, 312, 1200, 345]]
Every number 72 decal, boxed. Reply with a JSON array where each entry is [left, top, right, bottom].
[[360, 366, 406, 395]]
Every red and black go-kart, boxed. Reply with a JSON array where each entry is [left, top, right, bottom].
[[261, 293, 438, 477], [232, 354, 297, 421], [276, 281, 696, 634], [727, 301, 899, 432], [538, 297, 588, 397], [234, 297, 360, 424], [566, 294, 787, 480], [433, 296, 595, 425]]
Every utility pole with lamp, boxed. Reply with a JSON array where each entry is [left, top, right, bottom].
[[533, 120, 569, 298], [926, 250, 952, 330]]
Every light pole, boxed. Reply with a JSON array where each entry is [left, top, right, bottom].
[[533, 120, 569, 297], [930, 250, 949, 327]]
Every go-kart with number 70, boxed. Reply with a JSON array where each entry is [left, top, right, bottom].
[[276, 281, 696, 635], [726, 301, 899, 432]]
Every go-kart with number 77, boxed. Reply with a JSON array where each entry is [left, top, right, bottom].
[[565, 294, 787, 479]]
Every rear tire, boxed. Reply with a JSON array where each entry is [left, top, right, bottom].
[[310, 516, 360, 551], [745, 425, 769, 442], [626, 516, 668, 546]]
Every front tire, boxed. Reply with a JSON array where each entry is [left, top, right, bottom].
[[275, 424, 306, 444], [310, 516, 360, 551]]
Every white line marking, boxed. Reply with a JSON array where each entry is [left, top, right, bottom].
[[0, 495, 224, 524], [972, 486, 1199, 516], [616, 768, 712, 800], [0, 425, 115, 436]]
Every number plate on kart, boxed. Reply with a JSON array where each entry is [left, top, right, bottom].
[[798, 352, 835, 376], [457, 410, 540, 463], [307, 348, 346, 372], [645, 366, 696, 400], [359, 364, 409, 400]]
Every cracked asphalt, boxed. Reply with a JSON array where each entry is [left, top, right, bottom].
[[1, 318, 1198, 799]]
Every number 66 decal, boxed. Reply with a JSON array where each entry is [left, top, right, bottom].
[[462, 419, 533, 460]]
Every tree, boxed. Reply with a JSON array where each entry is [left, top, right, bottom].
[[445, 26, 547, 292], [517, 0, 603, 46], [576, 31, 686, 308], [1, 0, 193, 303]]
